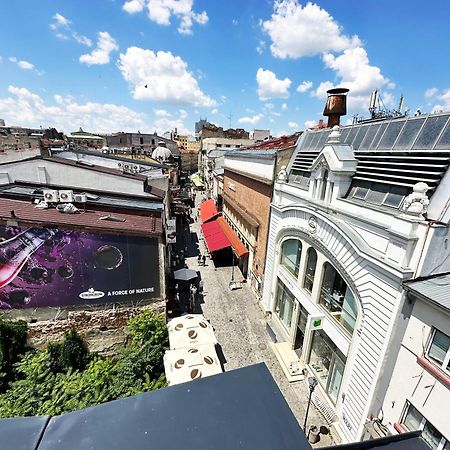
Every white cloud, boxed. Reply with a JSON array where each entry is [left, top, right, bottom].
[[122, 0, 208, 35], [0, 85, 151, 133], [256, 68, 291, 100], [277, 130, 287, 137], [49, 13, 71, 30], [72, 32, 93, 47], [50, 13, 93, 47], [211, 108, 218, 114], [262, 0, 360, 59], [238, 114, 262, 124], [296, 80, 312, 93], [256, 40, 266, 55], [117, 46, 216, 107], [281, 103, 288, 110], [154, 115, 189, 135], [304, 119, 317, 129], [288, 121, 299, 129], [270, 111, 281, 117], [425, 87, 438, 99], [232, 19, 238, 25], [315, 47, 393, 113], [432, 89, 450, 113], [179, 109, 188, 119], [154, 108, 171, 117], [9, 57, 34, 70], [79, 32, 118, 65], [264, 102, 274, 109]]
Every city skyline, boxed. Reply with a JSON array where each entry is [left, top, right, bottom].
[[1, 0, 449, 135]]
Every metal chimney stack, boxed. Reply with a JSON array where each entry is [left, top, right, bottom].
[[323, 88, 349, 127]]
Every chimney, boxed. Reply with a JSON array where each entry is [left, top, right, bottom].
[[323, 88, 349, 127]]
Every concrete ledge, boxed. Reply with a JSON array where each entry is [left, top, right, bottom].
[[270, 341, 305, 382]]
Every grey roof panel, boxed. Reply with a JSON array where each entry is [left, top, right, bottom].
[[404, 273, 450, 311], [0, 416, 49, 450]]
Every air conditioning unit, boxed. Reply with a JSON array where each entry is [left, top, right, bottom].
[[74, 193, 87, 203], [58, 190, 74, 202], [43, 189, 59, 203]]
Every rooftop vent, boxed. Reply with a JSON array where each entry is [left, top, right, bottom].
[[323, 88, 349, 128]]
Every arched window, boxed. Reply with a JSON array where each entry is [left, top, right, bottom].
[[319, 262, 358, 334], [280, 239, 302, 277], [303, 248, 317, 293]]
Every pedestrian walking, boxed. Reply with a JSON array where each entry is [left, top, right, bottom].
[[197, 254, 202, 265], [202, 255, 206, 266]]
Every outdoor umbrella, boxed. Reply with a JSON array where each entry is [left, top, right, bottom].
[[167, 314, 218, 350], [163, 343, 222, 386], [173, 268, 198, 281]]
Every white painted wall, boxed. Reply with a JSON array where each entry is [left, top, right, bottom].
[[223, 155, 275, 183], [0, 158, 149, 197], [381, 300, 450, 441]]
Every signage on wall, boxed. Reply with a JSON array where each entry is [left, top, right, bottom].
[[166, 219, 177, 244], [309, 316, 324, 330], [308, 216, 317, 234]]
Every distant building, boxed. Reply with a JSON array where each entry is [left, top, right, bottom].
[[249, 129, 271, 142], [106, 132, 179, 157], [195, 118, 209, 137], [66, 128, 106, 149]]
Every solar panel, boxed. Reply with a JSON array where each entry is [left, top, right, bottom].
[[415, 115, 450, 150], [395, 117, 426, 150], [435, 118, 450, 150], [359, 124, 381, 150], [378, 119, 406, 150]]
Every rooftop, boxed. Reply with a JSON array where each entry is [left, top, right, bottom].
[[244, 132, 301, 151], [404, 272, 450, 312], [0, 197, 162, 236]]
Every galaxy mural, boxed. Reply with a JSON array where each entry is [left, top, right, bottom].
[[0, 225, 160, 309]]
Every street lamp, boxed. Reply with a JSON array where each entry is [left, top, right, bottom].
[[303, 374, 318, 433], [229, 251, 236, 290]]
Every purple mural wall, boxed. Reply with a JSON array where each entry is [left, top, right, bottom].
[[0, 225, 160, 309]]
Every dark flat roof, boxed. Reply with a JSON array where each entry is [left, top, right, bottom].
[[0, 198, 162, 236], [14, 364, 310, 450], [0, 416, 49, 450]]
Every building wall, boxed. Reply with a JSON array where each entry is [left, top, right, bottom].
[[0, 159, 148, 197], [223, 169, 272, 292], [262, 203, 410, 441], [381, 300, 450, 443]]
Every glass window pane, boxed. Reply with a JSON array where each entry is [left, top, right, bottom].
[[301, 132, 314, 150], [414, 115, 449, 150], [316, 130, 331, 150], [309, 331, 333, 390], [346, 127, 359, 146], [403, 403, 423, 431], [281, 239, 302, 277], [352, 126, 369, 150], [370, 122, 389, 150], [340, 127, 351, 143], [378, 120, 406, 150], [360, 124, 381, 150], [422, 421, 443, 450], [353, 183, 370, 200], [275, 280, 295, 330], [366, 184, 388, 205], [383, 186, 408, 208], [435, 117, 450, 150], [309, 132, 322, 149], [428, 330, 450, 366], [395, 118, 426, 150], [327, 356, 345, 404], [303, 248, 317, 292]]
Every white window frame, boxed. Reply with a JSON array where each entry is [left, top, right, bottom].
[[427, 328, 450, 375]]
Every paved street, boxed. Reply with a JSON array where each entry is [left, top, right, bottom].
[[173, 198, 335, 447]]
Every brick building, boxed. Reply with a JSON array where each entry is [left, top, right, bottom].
[[221, 133, 300, 298]]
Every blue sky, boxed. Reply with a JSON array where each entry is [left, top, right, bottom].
[[1, 0, 450, 136]]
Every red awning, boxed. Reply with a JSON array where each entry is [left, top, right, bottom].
[[199, 199, 218, 223], [216, 217, 249, 258], [201, 220, 231, 253]]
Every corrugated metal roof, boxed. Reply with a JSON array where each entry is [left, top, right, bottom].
[[404, 273, 450, 311]]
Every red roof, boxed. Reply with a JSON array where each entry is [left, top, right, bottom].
[[0, 198, 162, 236], [199, 199, 218, 223], [201, 220, 231, 253], [243, 132, 301, 151]]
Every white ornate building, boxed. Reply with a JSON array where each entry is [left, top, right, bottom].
[[261, 114, 450, 443]]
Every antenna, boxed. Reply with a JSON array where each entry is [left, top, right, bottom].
[[228, 112, 233, 129], [398, 94, 404, 114]]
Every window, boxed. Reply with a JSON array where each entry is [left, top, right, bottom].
[[427, 329, 450, 374], [275, 279, 296, 330], [319, 170, 328, 201], [402, 403, 448, 450], [303, 248, 317, 293], [308, 330, 346, 404], [319, 263, 358, 334], [280, 239, 302, 277]]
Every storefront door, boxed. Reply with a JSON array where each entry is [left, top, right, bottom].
[[294, 305, 308, 357]]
